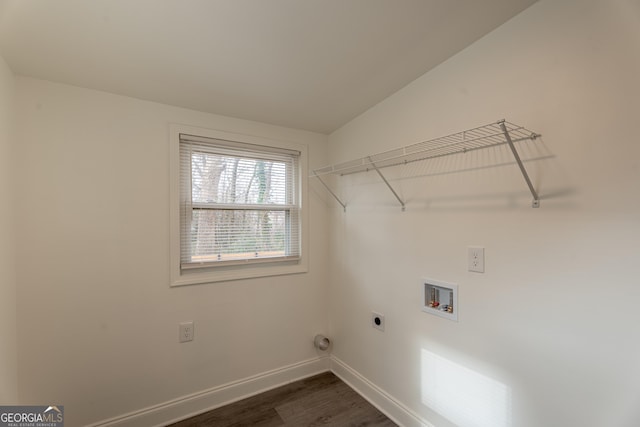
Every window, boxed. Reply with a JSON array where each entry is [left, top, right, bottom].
[[181, 135, 301, 266], [170, 125, 308, 286]]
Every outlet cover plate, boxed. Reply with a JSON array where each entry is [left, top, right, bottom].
[[468, 246, 485, 273], [179, 321, 194, 343]]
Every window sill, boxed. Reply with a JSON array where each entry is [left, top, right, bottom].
[[170, 259, 308, 287]]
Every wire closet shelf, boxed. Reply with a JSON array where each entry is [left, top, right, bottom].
[[311, 119, 542, 211]]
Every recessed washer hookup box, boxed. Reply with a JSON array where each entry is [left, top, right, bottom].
[[422, 278, 458, 322]]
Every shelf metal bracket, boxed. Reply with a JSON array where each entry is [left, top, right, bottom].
[[367, 156, 406, 211], [313, 171, 347, 212], [499, 120, 540, 208]]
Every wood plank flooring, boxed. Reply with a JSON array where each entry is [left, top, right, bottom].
[[168, 372, 397, 427]]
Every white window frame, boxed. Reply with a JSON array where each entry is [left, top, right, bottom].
[[170, 124, 308, 286]]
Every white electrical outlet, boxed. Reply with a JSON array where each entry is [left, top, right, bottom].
[[468, 247, 485, 273], [372, 312, 385, 331], [179, 321, 194, 343]]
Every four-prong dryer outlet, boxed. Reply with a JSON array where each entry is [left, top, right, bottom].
[[372, 312, 385, 331]]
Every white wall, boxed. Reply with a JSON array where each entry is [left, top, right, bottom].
[[14, 78, 329, 426], [0, 53, 18, 404], [327, 1, 640, 426]]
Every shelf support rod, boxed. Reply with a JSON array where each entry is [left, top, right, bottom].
[[499, 121, 540, 208], [367, 156, 406, 211], [313, 171, 347, 212]]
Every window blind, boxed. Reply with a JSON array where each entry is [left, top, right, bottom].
[[179, 134, 301, 269]]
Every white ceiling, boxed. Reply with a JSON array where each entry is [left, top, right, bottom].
[[0, 0, 537, 134]]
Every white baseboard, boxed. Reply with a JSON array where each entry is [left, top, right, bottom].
[[89, 356, 330, 427], [329, 355, 434, 427], [89, 355, 431, 427]]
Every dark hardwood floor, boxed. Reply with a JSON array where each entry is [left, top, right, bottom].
[[168, 372, 397, 427]]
